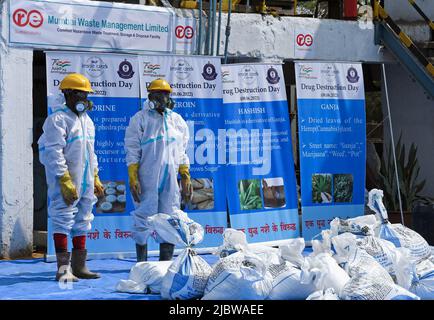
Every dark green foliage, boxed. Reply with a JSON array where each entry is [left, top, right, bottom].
[[379, 133, 432, 211], [334, 174, 354, 203], [312, 174, 332, 203], [238, 180, 263, 210]]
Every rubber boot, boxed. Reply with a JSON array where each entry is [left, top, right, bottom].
[[159, 243, 175, 261], [55, 251, 79, 282], [136, 244, 148, 262], [71, 249, 101, 279]]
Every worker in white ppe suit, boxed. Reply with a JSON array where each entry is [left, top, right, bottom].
[[124, 78, 192, 262], [38, 73, 105, 282]]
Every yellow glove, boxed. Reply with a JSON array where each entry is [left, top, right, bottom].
[[128, 163, 141, 202], [94, 170, 104, 198], [179, 164, 193, 203], [59, 171, 78, 206]]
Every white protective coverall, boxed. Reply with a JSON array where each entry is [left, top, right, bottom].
[[124, 100, 190, 245], [38, 104, 98, 236]]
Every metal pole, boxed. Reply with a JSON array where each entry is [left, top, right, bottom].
[[205, 0, 212, 55], [382, 64, 405, 225], [216, 0, 223, 56], [223, 0, 232, 64], [211, 0, 217, 56], [294, 0, 297, 16], [198, 0, 203, 55]]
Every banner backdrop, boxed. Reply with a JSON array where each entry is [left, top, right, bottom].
[[221, 64, 300, 243], [138, 55, 226, 249], [295, 61, 366, 241], [11, 0, 173, 53], [45, 52, 140, 259]]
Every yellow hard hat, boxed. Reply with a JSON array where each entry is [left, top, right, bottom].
[[59, 73, 94, 93], [147, 78, 172, 93]]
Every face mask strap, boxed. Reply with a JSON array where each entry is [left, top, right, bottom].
[[168, 98, 175, 110]]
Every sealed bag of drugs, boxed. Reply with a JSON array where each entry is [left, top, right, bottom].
[[202, 251, 273, 300], [161, 248, 212, 300], [147, 210, 212, 300], [279, 238, 306, 268], [331, 232, 414, 289], [215, 230, 311, 300], [116, 261, 172, 294], [147, 210, 204, 246], [329, 215, 377, 237], [300, 253, 350, 294], [215, 228, 249, 258], [410, 258, 434, 300], [216, 228, 280, 263], [311, 230, 334, 256], [266, 260, 316, 300], [368, 189, 432, 264], [337, 246, 419, 300]]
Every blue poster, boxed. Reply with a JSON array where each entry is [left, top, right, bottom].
[[139, 55, 226, 249], [46, 52, 140, 259], [222, 64, 300, 243], [295, 62, 366, 241]]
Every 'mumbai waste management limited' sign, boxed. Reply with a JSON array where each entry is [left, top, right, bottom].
[[9, 0, 173, 52]]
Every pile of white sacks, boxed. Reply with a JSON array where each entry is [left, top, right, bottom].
[[116, 189, 434, 300]]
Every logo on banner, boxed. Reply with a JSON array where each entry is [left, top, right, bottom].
[[82, 57, 108, 78], [266, 67, 280, 84], [142, 62, 161, 76], [51, 59, 72, 74], [202, 62, 218, 81], [346, 67, 360, 83], [321, 64, 339, 83], [117, 60, 135, 79], [238, 65, 259, 85], [170, 59, 193, 80], [296, 33, 313, 47], [298, 65, 316, 79], [13, 8, 44, 28], [222, 70, 234, 84], [175, 25, 194, 39]]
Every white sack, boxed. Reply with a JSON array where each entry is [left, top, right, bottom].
[[410, 258, 434, 300], [330, 215, 377, 237], [368, 189, 432, 264], [147, 210, 204, 247], [147, 210, 211, 300], [216, 228, 280, 264], [267, 260, 316, 300], [339, 247, 419, 300], [331, 233, 413, 289], [300, 253, 350, 293], [311, 230, 334, 256], [279, 238, 306, 268], [161, 248, 212, 300], [116, 261, 172, 294], [202, 252, 273, 300]]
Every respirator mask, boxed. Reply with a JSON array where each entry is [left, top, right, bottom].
[[75, 100, 93, 112], [65, 90, 93, 114], [148, 91, 174, 114]]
